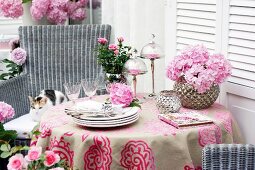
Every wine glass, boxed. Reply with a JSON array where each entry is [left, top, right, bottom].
[[123, 50, 147, 100], [81, 78, 99, 99], [63, 82, 81, 104], [141, 34, 163, 98]]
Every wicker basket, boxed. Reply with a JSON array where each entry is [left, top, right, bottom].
[[173, 81, 220, 110]]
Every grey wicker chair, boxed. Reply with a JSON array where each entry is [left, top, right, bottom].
[[0, 24, 111, 151], [202, 144, 255, 170]]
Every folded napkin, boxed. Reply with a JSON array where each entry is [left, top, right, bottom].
[[74, 100, 103, 112]]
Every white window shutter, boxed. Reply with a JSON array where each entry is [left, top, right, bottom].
[[0, 17, 22, 35], [225, 0, 255, 88], [176, 0, 218, 54]]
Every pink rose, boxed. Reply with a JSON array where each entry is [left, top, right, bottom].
[[109, 83, 133, 107], [117, 37, 124, 42], [7, 154, 27, 170], [10, 48, 27, 65], [44, 151, 60, 167], [0, 102, 15, 122], [114, 50, 119, 55], [97, 38, 108, 45], [25, 146, 42, 161], [108, 44, 117, 51], [49, 168, 65, 170]]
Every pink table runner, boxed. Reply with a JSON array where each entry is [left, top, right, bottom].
[[35, 95, 243, 170]]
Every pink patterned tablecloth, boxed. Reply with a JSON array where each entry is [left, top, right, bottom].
[[35, 95, 243, 170]]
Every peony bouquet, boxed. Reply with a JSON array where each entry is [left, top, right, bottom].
[[0, 0, 102, 24], [166, 44, 232, 93], [0, 39, 26, 80], [7, 147, 67, 170]]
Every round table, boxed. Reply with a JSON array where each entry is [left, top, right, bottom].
[[35, 95, 243, 170]]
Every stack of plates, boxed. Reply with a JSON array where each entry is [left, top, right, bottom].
[[65, 101, 140, 128]]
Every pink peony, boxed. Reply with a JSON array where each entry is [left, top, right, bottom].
[[0, 102, 15, 123], [7, 154, 27, 170], [109, 44, 117, 51], [10, 48, 27, 65], [25, 146, 42, 161], [97, 38, 108, 45], [44, 151, 60, 167], [0, 0, 23, 18], [109, 83, 133, 107], [49, 168, 65, 170], [117, 37, 124, 43], [166, 44, 232, 93]]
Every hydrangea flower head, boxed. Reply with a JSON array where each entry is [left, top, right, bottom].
[[166, 44, 232, 93]]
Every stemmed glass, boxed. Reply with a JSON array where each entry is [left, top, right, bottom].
[[81, 78, 99, 99], [124, 50, 147, 100], [141, 34, 163, 98], [63, 82, 81, 104]]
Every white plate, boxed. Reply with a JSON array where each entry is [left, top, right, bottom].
[[73, 115, 139, 128], [73, 113, 138, 124], [76, 107, 139, 121]]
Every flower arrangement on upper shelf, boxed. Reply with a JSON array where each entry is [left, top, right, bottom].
[[97, 37, 132, 83], [0, 0, 101, 24], [166, 44, 232, 109], [0, 39, 26, 80]]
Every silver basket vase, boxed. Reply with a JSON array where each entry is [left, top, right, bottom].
[[173, 81, 220, 110]]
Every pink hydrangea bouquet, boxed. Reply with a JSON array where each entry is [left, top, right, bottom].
[[0, 0, 99, 24], [109, 83, 141, 108], [7, 147, 67, 170], [0, 46, 27, 80], [166, 44, 232, 93]]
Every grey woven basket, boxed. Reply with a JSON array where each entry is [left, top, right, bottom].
[[173, 81, 220, 110]]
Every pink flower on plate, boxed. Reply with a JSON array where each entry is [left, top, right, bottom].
[[117, 37, 124, 43], [109, 83, 133, 107], [109, 44, 117, 51], [97, 38, 108, 45], [49, 168, 65, 170], [44, 151, 60, 167], [10, 48, 27, 65], [0, 101, 15, 123], [0, 0, 23, 18], [7, 154, 27, 170], [25, 146, 42, 161]]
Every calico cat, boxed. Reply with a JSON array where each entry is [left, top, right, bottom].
[[28, 90, 67, 122]]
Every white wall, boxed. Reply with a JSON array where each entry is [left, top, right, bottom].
[[102, 0, 166, 94]]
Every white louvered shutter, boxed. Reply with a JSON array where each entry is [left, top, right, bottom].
[[176, 0, 217, 54], [225, 0, 255, 88], [0, 17, 22, 35]]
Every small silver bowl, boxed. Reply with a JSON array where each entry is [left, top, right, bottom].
[[156, 90, 181, 114]]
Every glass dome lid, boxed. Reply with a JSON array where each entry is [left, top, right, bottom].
[[140, 34, 163, 59], [123, 50, 147, 76]]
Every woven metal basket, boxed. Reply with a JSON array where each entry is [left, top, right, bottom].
[[173, 81, 220, 110]]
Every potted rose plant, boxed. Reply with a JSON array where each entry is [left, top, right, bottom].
[[97, 37, 132, 84], [166, 44, 232, 109]]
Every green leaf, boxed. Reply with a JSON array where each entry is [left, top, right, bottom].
[[0, 144, 10, 152], [22, 0, 31, 3], [129, 101, 141, 109], [20, 145, 30, 151], [10, 146, 23, 154], [0, 151, 11, 158], [32, 130, 41, 136]]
